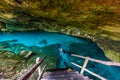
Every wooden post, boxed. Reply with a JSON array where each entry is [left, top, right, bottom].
[[39, 64, 47, 80], [80, 57, 89, 74], [36, 57, 42, 80]]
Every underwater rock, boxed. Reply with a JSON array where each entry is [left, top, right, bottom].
[[10, 44, 28, 54], [24, 51, 32, 58], [19, 50, 27, 55], [0, 39, 18, 50], [38, 39, 47, 45], [0, 42, 29, 54]]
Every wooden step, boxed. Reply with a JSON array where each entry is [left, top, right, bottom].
[[84, 76, 89, 80], [41, 70, 89, 80], [43, 71, 79, 77], [44, 70, 78, 75], [42, 75, 84, 79], [41, 77, 83, 80]]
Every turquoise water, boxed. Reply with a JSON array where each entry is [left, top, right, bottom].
[[0, 31, 120, 80], [0, 31, 81, 49]]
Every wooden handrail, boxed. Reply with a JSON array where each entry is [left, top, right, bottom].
[[39, 64, 47, 80], [36, 57, 42, 80], [71, 54, 120, 66], [71, 62, 107, 80], [18, 56, 46, 80]]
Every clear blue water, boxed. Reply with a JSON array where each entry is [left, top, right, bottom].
[[0, 31, 120, 80], [0, 31, 82, 50]]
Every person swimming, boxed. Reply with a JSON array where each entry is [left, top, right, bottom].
[[57, 44, 72, 69]]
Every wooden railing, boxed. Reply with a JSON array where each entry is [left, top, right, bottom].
[[71, 54, 120, 80], [36, 57, 47, 80], [18, 54, 120, 80], [71, 62, 107, 80], [18, 56, 46, 80], [72, 54, 120, 66], [39, 64, 47, 80]]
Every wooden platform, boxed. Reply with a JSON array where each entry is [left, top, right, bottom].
[[41, 69, 89, 80]]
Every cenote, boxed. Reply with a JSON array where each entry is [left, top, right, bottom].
[[0, 31, 120, 80]]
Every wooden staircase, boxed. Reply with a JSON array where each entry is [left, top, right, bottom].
[[18, 55, 120, 80], [41, 69, 89, 80]]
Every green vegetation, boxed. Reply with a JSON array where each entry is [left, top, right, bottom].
[[0, 51, 25, 78], [0, 44, 57, 79], [105, 49, 120, 62]]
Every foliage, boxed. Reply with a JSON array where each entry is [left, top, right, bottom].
[[105, 49, 120, 62]]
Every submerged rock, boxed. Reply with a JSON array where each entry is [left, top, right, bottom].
[[38, 39, 47, 45], [24, 51, 33, 58]]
